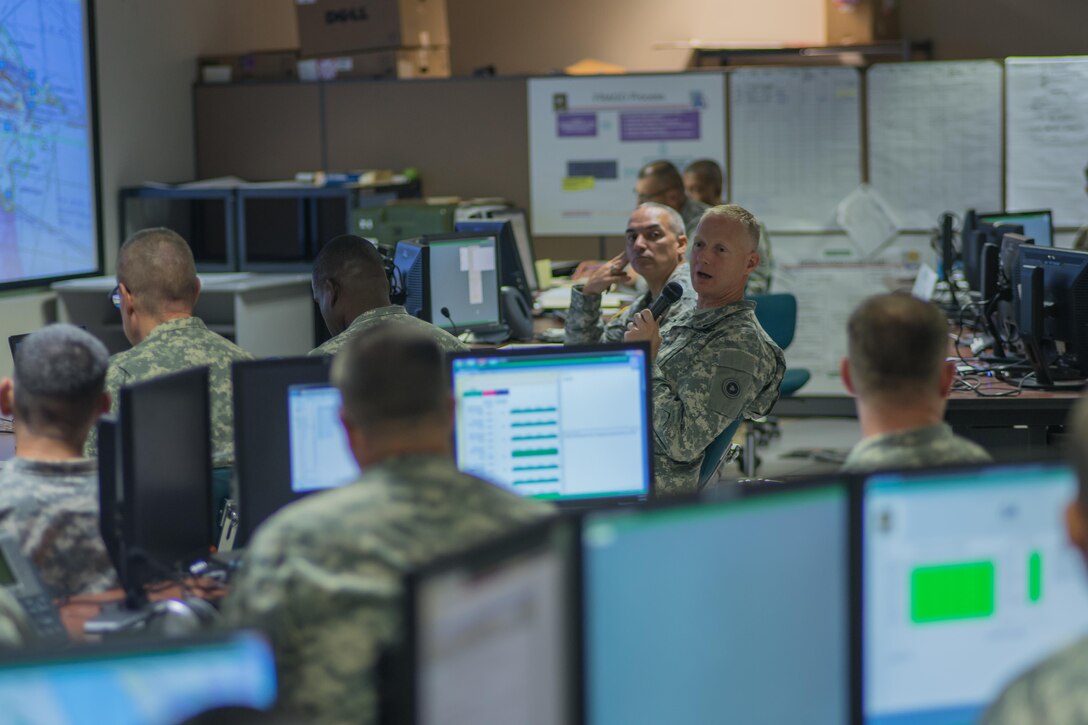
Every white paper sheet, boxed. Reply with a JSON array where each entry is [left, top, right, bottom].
[[730, 67, 862, 231], [1006, 56, 1088, 227], [836, 184, 902, 258], [867, 61, 1003, 231]]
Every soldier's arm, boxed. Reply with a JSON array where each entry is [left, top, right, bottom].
[[651, 345, 760, 464], [564, 285, 608, 344]]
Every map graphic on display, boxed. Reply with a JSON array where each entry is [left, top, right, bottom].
[[0, 0, 98, 284]]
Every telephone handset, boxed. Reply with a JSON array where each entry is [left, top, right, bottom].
[[501, 286, 534, 342], [0, 535, 68, 645]]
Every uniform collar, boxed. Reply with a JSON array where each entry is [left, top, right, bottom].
[[676, 298, 755, 330], [344, 305, 407, 333], [145, 316, 205, 341]]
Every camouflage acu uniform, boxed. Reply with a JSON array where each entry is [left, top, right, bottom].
[[982, 635, 1088, 725], [222, 454, 553, 724], [84, 316, 254, 466], [652, 300, 785, 496], [840, 423, 991, 473], [309, 305, 467, 357], [0, 458, 118, 596], [565, 264, 695, 344], [0, 590, 29, 650]]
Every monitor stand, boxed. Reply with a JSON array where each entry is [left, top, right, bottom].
[[84, 601, 153, 635]]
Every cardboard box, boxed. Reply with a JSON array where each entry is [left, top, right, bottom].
[[295, 0, 448, 56], [298, 46, 450, 81], [198, 50, 299, 83], [824, 0, 899, 45]]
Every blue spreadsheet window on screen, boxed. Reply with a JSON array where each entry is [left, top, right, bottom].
[[451, 348, 651, 502], [863, 462, 1088, 725], [287, 384, 359, 493]]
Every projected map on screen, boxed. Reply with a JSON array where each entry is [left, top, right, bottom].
[[0, 0, 98, 284]]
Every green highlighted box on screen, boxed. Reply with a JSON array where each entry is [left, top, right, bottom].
[[911, 561, 995, 624]]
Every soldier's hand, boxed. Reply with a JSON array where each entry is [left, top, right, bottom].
[[624, 309, 661, 361], [580, 253, 631, 295]]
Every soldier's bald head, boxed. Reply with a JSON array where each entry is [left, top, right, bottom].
[[117, 228, 199, 315], [332, 323, 448, 433], [13, 324, 109, 444]]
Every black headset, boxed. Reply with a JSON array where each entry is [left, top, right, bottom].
[[377, 243, 407, 305]]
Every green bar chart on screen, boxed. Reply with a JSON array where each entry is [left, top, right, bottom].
[[1028, 551, 1043, 603], [911, 561, 995, 624]]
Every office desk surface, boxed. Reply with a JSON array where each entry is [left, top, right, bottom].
[[58, 580, 225, 642]]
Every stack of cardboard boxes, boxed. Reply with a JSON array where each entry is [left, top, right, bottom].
[[295, 0, 450, 81]]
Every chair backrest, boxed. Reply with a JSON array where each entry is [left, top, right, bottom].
[[698, 417, 743, 489], [747, 293, 798, 350]]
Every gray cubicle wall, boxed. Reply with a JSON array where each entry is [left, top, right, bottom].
[[193, 78, 623, 261]]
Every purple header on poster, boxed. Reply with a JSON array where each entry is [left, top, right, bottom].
[[557, 113, 597, 137], [620, 111, 700, 141]]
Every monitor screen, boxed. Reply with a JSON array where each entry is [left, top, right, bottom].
[[408, 523, 572, 725], [449, 344, 652, 503], [120, 368, 212, 579], [979, 210, 1053, 248], [287, 384, 358, 493], [427, 236, 501, 333], [233, 356, 334, 546], [0, 632, 277, 723], [454, 219, 532, 307], [489, 209, 538, 292], [863, 462, 1088, 724], [582, 484, 850, 724]]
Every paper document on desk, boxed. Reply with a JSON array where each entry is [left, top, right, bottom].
[[536, 285, 631, 311], [837, 185, 902, 258]]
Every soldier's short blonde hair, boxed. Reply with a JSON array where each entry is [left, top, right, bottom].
[[698, 205, 760, 250], [117, 228, 199, 315]]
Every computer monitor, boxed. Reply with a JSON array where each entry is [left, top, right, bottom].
[[448, 343, 653, 505], [582, 482, 850, 724], [979, 210, 1054, 248], [233, 357, 356, 546], [0, 632, 277, 722], [488, 208, 538, 292], [963, 223, 1024, 292], [111, 368, 213, 597], [402, 521, 575, 725], [863, 462, 1088, 724], [1017, 245, 1088, 386], [394, 233, 505, 342], [454, 219, 533, 307], [287, 383, 359, 493]]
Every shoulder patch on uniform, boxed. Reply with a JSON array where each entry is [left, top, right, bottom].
[[722, 378, 742, 399]]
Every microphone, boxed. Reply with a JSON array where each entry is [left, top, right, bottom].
[[648, 281, 684, 321], [439, 306, 461, 336]]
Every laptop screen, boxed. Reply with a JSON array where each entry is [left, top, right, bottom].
[[583, 484, 850, 723], [449, 344, 652, 503], [287, 384, 358, 493], [863, 462, 1088, 724]]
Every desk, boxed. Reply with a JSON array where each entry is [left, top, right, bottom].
[[58, 580, 225, 642], [775, 387, 1079, 452]]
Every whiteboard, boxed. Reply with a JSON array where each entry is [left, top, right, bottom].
[[527, 74, 726, 236], [730, 67, 862, 232], [1006, 57, 1088, 228], [867, 61, 1003, 230]]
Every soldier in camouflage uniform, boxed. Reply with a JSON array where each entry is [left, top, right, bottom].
[[682, 159, 774, 294], [565, 203, 695, 344], [223, 324, 552, 723], [84, 228, 253, 466], [625, 205, 786, 496], [839, 293, 990, 473], [982, 396, 1088, 724], [309, 234, 466, 357], [636, 160, 709, 240], [0, 590, 29, 649], [0, 325, 118, 596]]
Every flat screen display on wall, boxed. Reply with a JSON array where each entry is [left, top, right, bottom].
[[0, 0, 101, 289]]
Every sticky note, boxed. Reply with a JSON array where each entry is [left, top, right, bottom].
[[562, 176, 595, 192]]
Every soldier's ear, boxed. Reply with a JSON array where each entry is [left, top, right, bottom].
[[99, 391, 111, 415], [1067, 500, 1088, 559], [0, 379, 13, 417], [840, 358, 856, 395]]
